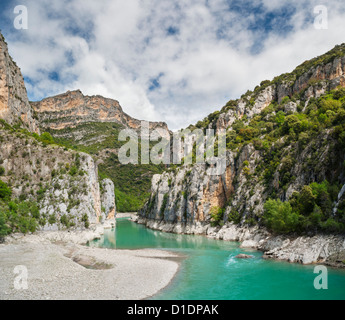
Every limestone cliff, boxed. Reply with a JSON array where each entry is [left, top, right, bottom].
[[31, 89, 169, 132], [0, 32, 115, 229], [0, 33, 39, 133], [100, 178, 116, 220], [0, 124, 115, 229], [139, 44, 345, 264], [215, 47, 345, 133]]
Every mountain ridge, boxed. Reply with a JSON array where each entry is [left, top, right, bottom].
[[31, 88, 169, 132]]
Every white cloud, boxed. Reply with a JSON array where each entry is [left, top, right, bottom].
[[3, 0, 345, 130]]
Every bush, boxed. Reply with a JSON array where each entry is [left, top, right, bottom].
[[0, 211, 9, 240], [160, 194, 169, 217], [0, 180, 12, 200], [228, 209, 241, 224], [69, 165, 78, 176], [210, 206, 225, 227], [81, 214, 90, 229], [263, 199, 301, 234], [0, 167, 5, 176], [40, 132, 54, 144]]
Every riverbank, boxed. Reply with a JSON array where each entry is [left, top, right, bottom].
[[0, 224, 181, 300], [134, 216, 345, 268]]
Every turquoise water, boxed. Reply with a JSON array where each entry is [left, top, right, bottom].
[[91, 218, 345, 300]]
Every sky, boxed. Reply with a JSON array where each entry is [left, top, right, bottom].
[[0, 0, 344, 130]]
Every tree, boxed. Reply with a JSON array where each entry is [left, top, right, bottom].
[[210, 206, 225, 227], [40, 132, 54, 144], [275, 111, 286, 126], [263, 199, 301, 234], [299, 186, 316, 215]]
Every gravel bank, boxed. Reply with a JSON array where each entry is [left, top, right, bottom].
[[0, 229, 181, 300]]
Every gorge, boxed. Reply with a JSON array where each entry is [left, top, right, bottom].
[[0, 28, 345, 300]]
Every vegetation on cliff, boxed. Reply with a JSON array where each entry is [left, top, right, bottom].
[[141, 44, 345, 236], [46, 122, 165, 212]]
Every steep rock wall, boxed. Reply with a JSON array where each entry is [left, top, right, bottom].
[[0, 33, 39, 133]]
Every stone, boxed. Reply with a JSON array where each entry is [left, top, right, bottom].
[[235, 254, 254, 259]]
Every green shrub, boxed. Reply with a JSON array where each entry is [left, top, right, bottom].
[[228, 209, 241, 224], [0, 180, 12, 200], [81, 214, 90, 229], [263, 199, 301, 234], [160, 194, 169, 217], [210, 206, 225, 227], [0, 211, 9, 240], [69, 165, 78, 176]]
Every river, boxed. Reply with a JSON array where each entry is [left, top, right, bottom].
[[90, 218, 345, 300]]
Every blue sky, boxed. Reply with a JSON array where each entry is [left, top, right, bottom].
[[0, 0, 344, 130]]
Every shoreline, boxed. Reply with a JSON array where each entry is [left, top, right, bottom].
[[133, 216, 345, 269], [0, 223, 181, 300]]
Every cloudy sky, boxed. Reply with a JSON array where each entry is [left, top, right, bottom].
[[0, 0, 344, 130]]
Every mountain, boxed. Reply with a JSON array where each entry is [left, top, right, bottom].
[[0, 33, 39, 133], [31, 89, 169, 132], [138, 44, 345, 244], [30, 90, 170, 212], [0, 32, 115, 237]]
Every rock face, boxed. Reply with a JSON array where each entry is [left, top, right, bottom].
[[100, 178, 116, 220], [0, 33, 39, 133], [0, 31, 116, 229], [140, 44, 345, 225], [31, 89, 169, 132], [138, 44, 345, 265], [0, 125, 116, 228], [133, 216, 345, 266]]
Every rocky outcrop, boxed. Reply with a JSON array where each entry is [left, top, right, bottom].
[[0, 33, 39, 133], [134, 216, 345, 266], [0, 31, 116, 230], [31, 89, 169, 132], [0, 125, 116, 228], [140, 157, 235, 224], [139, 44, 345, 266], [215, 49, 345, 132], [100, 178, 116, 220]]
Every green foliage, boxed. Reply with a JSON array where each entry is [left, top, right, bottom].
[[69, 165, 78, 176], [0, 210, 10, 240], [210, 206, 225, 227], [81, 214, 90, 229], [60, 214, 76, 229], [263, 199, 301, 234], [160, 193, 169, 217], [0, 166, 5, 176], [48, 122, 165, 212], [275, 111, 286, 126], [228, 209, 241, 224], [0, 199, 40, 235], [0, 180, 12, 200], [263, 181, 345, 234]]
